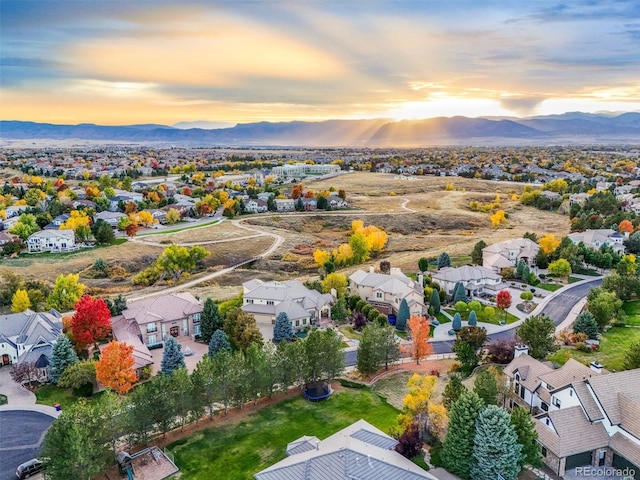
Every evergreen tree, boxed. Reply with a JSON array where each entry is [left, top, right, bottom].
[[452, 282, 467, 303], [430, 288, 441, 314], [396, 298, 410, 331], [572, 311, 599, 340], [160, 337, 186, 375], [48, 334, 79, 384], [273, 312, 294, 343], [331, 296, 348, 324], [452, 312, 462, 331], [105, 294, 127, 316], [442, 391, 485, 478], [510, 406, 541, 467], [473, 369, 499, 405], [437, 252, 451, 269], [200, 298, 222, 344], [471, 240, 487, 265], [468, 310, 477, 326], [623, 341, 640, 370], [208, 329, 231, 356], [442, 374, 467, 409], [515, 259, 526, 280], [418, 257, 430, 272], [470, 405, 523, 480]]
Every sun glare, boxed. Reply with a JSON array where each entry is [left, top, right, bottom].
[[387, 96, 514, 121]]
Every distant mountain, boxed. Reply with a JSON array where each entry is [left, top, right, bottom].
[[2, 112, 640, 146], [172, 121, 236, 130]]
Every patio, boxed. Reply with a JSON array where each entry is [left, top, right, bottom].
[[149, 338, 209, 374]]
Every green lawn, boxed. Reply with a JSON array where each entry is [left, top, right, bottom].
[[34, 385, 81, 408], [444, 308, 518, 325], [538, 283, 563, 292], [338, 326, 362, 340], [548, 326, 640, 372], [168, 388, 400, 480], [0, 394, 7, 406], [568, 276, 582, 284], [622, 301, 640, 326], [434, 312, 451, 324]]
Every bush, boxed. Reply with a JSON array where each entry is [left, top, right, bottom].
[[539, 273, 546, 279], [430, 369, 440, 377], [148, 342, 164, 350], [73, 382, 93, 398]]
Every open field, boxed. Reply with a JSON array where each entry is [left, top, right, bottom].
[[168, 388, 400, 480], [135, 221, 253, 244]]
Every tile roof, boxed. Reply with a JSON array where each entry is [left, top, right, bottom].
[[431, 265, 501, 284], [609, 433, 640, 467], [588, 369, 640, 427], [539, 358, 602, 391], [123, 293, 202, 325], [504, 354, 553, 393]]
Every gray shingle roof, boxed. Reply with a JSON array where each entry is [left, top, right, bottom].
[[588, 369, 640, 427], [123, 293, 202, 325], [431, 265, 501, 283]]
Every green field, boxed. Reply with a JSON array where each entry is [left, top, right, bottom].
[[548, 326, 640, 372], [538, 283, 563, 292], [34, 385, 81, 408], [168, 388, 400, 480], [621, 301, 640, 326]]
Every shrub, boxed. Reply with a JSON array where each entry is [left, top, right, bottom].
[[430, 369, 440, 377]]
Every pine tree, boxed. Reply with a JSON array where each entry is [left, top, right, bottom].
[[208, 329, 231, 356], [48, 334, 79, 384], [200, 298, 222, 344], [452, 282, 467, 303], [160, 337, 186, 375], [510, 406, 541, 467], [468, 310, 477, 326], [430, 288, 441, 314], [452, 312, 462, 331], [471, 240, 487, 265], [473, 369, 499, 405], [470, 405, 523, 480], [437, 252, 451, 269], [573, 311, 599, 340], [396, 298, 410, 331], [442, 391, 485, 478], [515, 259, 526, 280], [442, 374, 467, 409], [273, 312, 294, 343]]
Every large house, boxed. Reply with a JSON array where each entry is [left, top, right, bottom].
[[504, 348, 640, 477], [94, 211, 128, 228], [349, 267, 425, 317], [114, 293, 203, 347], [482, 238, 540, 273], [0, 310, 63, 379], [567, 229, 626, 254], [254, 419, 436, 480], [270, 163, 340, 180], [26, 229, 76, 253], [109, 315, 154, 377], [241, 280, 334, 340], [430, 265, 503, 299]]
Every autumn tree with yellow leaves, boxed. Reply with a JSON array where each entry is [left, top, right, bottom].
[[398, 374, 449, 441], [313, 220, 388, 269], [539, 233, 560, 255], [490, 210, 507, 228]]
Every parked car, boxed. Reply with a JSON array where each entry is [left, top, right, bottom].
[[16, 458, 43, 479]]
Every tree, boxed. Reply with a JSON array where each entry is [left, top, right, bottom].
[[437, 252, 451, 269], [302, 329, 344, 383], [515, 259, 526, 280], [208, 329, 232, 356], [96, 341, 137, 394], [452, 312, 462, 331], [625, 231, 640, 255], [8, 213, 39, 240], [619, 219, 634, 234], [452, 281, 467, 303], [515, 315, 557, 360], [430, 288, 441, 314], [473, 369, 499, 405], [407, 315, 433, 364], [46, 273, 86, 311], [156, 244, 209, 281], [331, 296, 348, 324], [71, 295, 112, 347], [539, 233, 560, 255], [10, 288, 31, 313], [468, 310, 477, 326], [520, 291, 533, 301], [165, 208, 181, 224], [48, 334, 79, 384], [442, 391, 485, 478], [161, 337, 186, 375], [496, 289, 512, 321], [547, 258, 571, 279], [470, 405, 523, 480], [490, 209, 507, 227], [357, 323, 400, 375], [452, 339, 477, 376], [471, 240, 487, 265], [418, 257, 429, 272], [200, 298, 222, 343], [623, 341, 640, 370], [587, 287, 623, 329], [396, 298, 410, 331], [443, 374, 467, 409], [105, 294, 127, 316], [457, 325, 488, 352], [572, 311, 599, 340], [224, 308, 263, 351], [273, 312, 294, 343], [379, 260, 391, 274], [321, 272, 347, 297], [486, 339, 516, 364], [92, 220, 115, 245], [398, 374, 437, 431], [395, 424, 423, 459], [535, 249, 549, 269], [58, 360, 96, 394], [510, 405, 541, 467]]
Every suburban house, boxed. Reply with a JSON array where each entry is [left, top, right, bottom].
[[114, 293, 203, 347], [567, 229, 626, 254], [43, 213, 70, 230], [241, 279, 334, 340], [430, 265, 503, 299], [109, 315, 154, 377], [482, 238, 540, 273], [348, 267, 426, 317], [94, 211, 128, 228], [143, 209, 167, 224], [274, 198, 295, 212], [0, 310, 63, 380], [569, 193, 592, 206], [270, 163, 341, 180], [0, 231, 19, 245], [504, 348, 640, 477], [26, 229, 77, 253], [245, 199, 268, 214], [254, 419, 436, 480]]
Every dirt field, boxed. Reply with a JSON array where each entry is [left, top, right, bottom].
[[135, 221, 253, 244]]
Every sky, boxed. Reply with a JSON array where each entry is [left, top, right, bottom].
[[1, 0, 640, 126]]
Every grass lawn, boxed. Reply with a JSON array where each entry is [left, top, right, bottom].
[[168, 388, 400, 480], [548, 326, 640, 372], [0, 394, 7, 405], [568, 276, 582, 284], [34, 385, 81, 408], [338, 326, 361, 340], [622, 301, 640, 326], [539, 282, 563, 292], [434, 312, 451, 324], [444, 308, 518, 325]]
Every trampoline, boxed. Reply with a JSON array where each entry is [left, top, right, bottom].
[[303, 381, 332, 401]]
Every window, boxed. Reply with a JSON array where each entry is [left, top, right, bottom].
[[194, 325, 201, 336], [541, 446, 547, 457], [267, 301, 274, 305], [552, 396, 561, 408], [303, 318, 307, 325], [376, 292, 383, 299], [541, 402, 549, 412], [569, 388, 573, 397], [193, 313, 201, 323], [295, 320, 300, 327], [148, 334, 157, 345], [147, 323, 157, 333]]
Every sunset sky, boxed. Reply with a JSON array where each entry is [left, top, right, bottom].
[[2, 1, 640, 126]]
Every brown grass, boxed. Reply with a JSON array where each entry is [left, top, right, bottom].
[[136, 221, 252, 244]]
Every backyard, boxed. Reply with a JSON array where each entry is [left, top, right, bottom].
[[167, 387, 400, 480]]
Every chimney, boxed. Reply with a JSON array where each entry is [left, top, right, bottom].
[[514, 344, 529, 358], [590, 361, 603, 374], [417, 273, 424, 288], [369, 266, 375, 273]]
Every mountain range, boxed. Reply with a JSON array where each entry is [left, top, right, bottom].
[[2, 112, 640, 147]]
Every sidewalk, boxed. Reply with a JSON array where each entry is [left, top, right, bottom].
[[0, 367, 60, 418]]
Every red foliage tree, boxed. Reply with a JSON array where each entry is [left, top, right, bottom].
[[619, 219, 634, 234], [407, 314, 433, 364], [496, 289, 512, 320], [395, 424, 423, 459], [125, 223, 139, 237], [96, 341, 136, 394], [71, 295, 112, 347]]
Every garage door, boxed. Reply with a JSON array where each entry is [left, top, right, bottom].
[[612, 454, 639, 479], [565, 451, 593, 470]]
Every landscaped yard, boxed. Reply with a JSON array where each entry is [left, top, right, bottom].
[[539, 282, 563, 292], [434, 312, 451, 324], [621, 300, 640, 326], [338, 325, 361, 340], [548, 326, 640, 372], [444, 308, 519, 325], [168, 388, 400, 480], [34, 385, 82, 408]]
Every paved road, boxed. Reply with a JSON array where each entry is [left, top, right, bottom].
[[0, 411, 53, 480], [538, 278, 602, 326]]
